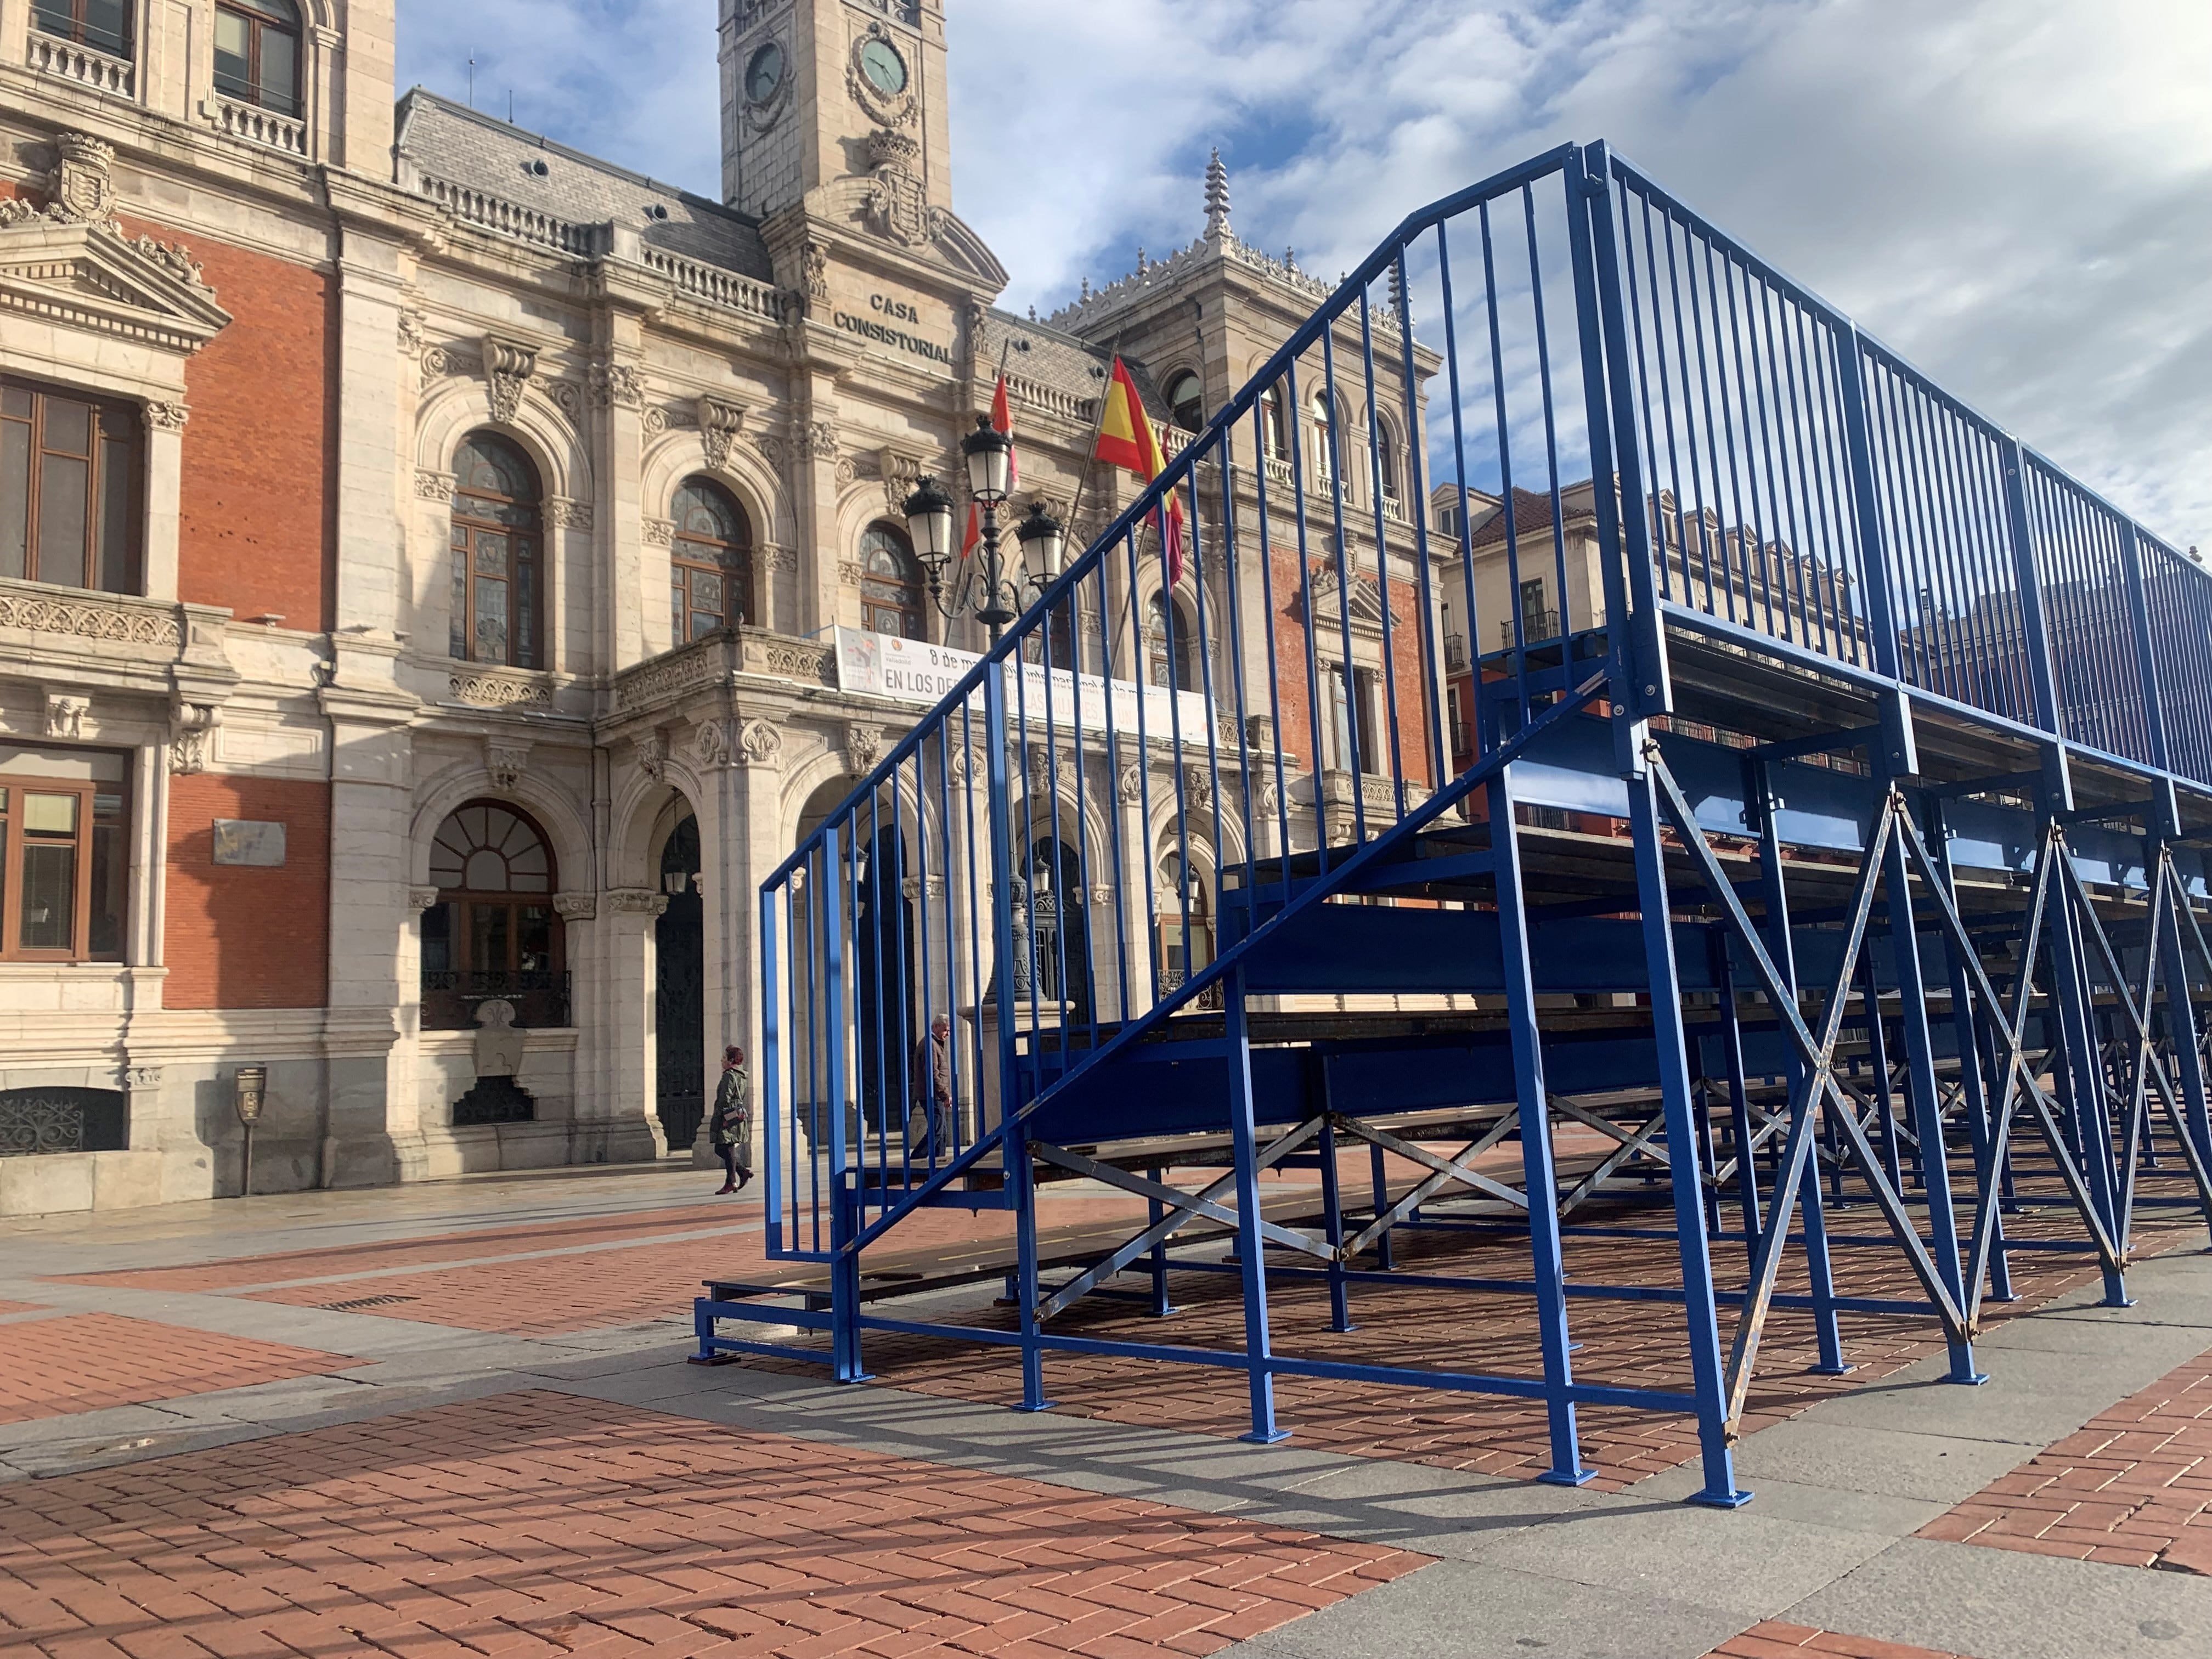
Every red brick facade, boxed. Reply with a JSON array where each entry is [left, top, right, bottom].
[[163, 772, 331, 1009], [137, 217, 336, 633]]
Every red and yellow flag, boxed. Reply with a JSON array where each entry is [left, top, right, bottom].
[[1094, 357, 1189, 586]]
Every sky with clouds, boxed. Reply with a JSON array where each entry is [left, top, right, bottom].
[[394, 0, 2212, 549]]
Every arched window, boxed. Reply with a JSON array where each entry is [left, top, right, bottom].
[[1166, 371, 1204, 434], [449, 432, 543, 670], [1145, 591, 1200, 690], [421, 802, 565, 1029], [1155, 836, 1213, 997], [670, 476, 753, 642], [1311, 392, 1336, 483], [213, 0, 300, 116], [859, 522, 923, 639], [1257, 383, 1286, 460], [30, 1, 133, 59]]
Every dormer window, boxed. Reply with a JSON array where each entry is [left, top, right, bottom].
[[213, 0, 301, 117], [30, 0, 132, 59]]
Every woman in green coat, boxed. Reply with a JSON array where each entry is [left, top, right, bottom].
[[710, 1045, 752, 1194]]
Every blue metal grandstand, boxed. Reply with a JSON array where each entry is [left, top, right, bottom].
[[694, 141, 2212, 1509]]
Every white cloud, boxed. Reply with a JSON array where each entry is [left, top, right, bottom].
[[394, 0, 2212, 546]]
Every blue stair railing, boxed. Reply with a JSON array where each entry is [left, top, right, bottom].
[[756, 136, 2212, 1277]]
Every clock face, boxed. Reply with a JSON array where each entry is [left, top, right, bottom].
[[860, 38, 907, 95], [745, 42, 783, 103]]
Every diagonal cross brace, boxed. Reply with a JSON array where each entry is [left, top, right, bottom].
[[1031, 1116, 1325, 1322], [1030, 1139, 1334, 1260], [1338, 1108, 1526, 1257], [1647, 761, 1972, 1408], [1894, 812, 2125, 1283]]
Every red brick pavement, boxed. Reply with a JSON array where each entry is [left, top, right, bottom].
[[748, 1194, 2208, 1491], [0, 1314, 360, 1426], [1705, 1623, 1979, 1658], [0, 1301, 47, 1317], [1917, 1345, 2212, 1572], [44, 1202, 761, 1294], [0, 1389, 1427, 1658], [238, 1196, 1163, 1336]]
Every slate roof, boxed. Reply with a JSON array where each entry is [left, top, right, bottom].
[[393, 89, 774, 281], [974, 306, 1170, 422]]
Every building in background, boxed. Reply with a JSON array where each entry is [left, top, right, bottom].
[[0, 0, 1442, 1215]]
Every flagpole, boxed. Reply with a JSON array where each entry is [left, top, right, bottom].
[[1063, 328, 1125, 550]]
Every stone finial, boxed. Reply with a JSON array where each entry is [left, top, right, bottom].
[[1204, 146, 1231, 241], [1387, 259, 1410, 326]]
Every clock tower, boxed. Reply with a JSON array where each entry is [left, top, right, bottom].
[[720, 0, 955, 224]]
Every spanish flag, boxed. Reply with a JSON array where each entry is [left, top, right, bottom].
[[1095, 357, 1189, 587]]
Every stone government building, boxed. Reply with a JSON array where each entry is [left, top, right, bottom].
[[0, 0, 1458, 1215]]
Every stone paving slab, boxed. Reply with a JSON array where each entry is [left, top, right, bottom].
[[1218, 1557, 1747, 1658], [0, 1313, 363, 1426], [1705, 1622, 1980, 1658], [0, 1389, 1426, 1659], [1783, 1535, 2210, 1659]]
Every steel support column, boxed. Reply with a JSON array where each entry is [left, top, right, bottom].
[[1226, 967, 1288, 1443], [1626, 736, 1745, 1506]]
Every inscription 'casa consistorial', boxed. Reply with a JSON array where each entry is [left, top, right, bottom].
[[830, 304, 951, 366]]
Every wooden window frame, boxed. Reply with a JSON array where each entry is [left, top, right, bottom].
[[1, 376, 144, 596], [449, 436, 543, 671], [29, 0, 133, 57], [0, 770, 128, 964], [212, 0, 301, 116], [858, 522, 923, 640], [670, 477, 754, 643]]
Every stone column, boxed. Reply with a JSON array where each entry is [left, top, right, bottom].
[[318, 672, 418, 1188], [603, 887, 672, 1160], [141, 403, 187, 600], [794, 371, 845, 637], [697, 711, 783, 1175]]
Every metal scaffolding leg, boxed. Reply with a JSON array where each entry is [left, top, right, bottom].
[[1881, 815, 1985, 1384], [1492, 766, 1590, 1486], [1226, 968, 1287, 1444], [1627, 746, 1746, 1508]]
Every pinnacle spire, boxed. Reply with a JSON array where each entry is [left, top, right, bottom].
[[1204, 146, 1231, 241]]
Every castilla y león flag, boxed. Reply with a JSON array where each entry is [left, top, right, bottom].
[[1094, 357, 1189, 587]]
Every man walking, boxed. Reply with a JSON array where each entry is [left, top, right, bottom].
[[908, 1015, 953, 1163]]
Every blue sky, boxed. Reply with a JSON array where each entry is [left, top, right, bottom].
[[394, 0, 2212, 549]]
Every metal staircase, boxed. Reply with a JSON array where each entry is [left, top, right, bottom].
[[696, 140, 2212, 1509]]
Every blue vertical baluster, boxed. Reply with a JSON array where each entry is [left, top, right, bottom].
[[1224, 966, 1286, 1443], [1492, 758, 1592, 1485]]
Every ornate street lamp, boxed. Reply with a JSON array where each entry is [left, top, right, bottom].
[[904, 415, 1064, 648]]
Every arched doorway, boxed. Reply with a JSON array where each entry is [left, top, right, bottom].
[[854, 814, 913, 1141], [654, 814, 704, 1152], [1026, 832, 1091, 1025]]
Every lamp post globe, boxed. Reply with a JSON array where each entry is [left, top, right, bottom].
[[902, 475, 955, 572], [962, 413, 1013, 504], [1015, 501, 1065, 591]]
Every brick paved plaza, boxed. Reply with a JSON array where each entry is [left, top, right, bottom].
[[2, 1164, 2209, 1658]]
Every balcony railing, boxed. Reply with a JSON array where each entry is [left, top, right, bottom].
[[640, 246, 781, 323], [416, 172, 595, 253], [1500, 609, 1561, 648], [26, 31, 133, 98], [1443, 632, 1468, 671], [421, 970, 572, 1031], [210, 93, 308, 158]]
